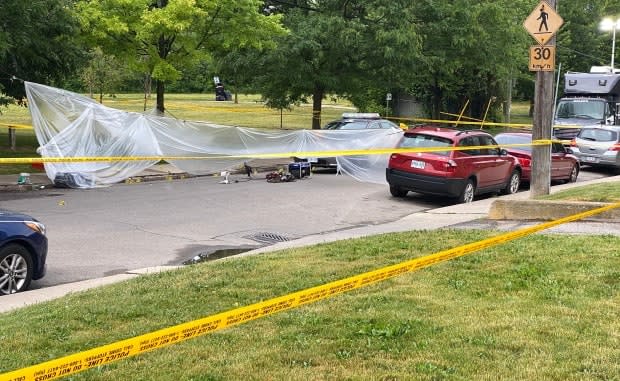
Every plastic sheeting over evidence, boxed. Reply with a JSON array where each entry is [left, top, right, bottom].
[[25, 82, 403, 188]]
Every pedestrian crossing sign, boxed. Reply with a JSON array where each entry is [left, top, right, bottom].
[[523, 1, 563, 45]]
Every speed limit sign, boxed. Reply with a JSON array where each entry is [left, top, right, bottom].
[[529, 45, 555, 72]]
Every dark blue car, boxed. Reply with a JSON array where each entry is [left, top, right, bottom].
[[0, 209, 48, 294]]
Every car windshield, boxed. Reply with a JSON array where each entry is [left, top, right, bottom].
[[495, 134, 532, 152], [324, 121, 369, 130], [398, 133, 453, 156], [578, 128, 618, 142], [555, 100, 606, 120]]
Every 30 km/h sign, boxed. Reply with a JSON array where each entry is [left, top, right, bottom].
[[523, 1, 563, 45], [529, 45, 555, 72]]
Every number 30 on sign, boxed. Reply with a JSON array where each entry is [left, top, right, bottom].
[[529, 45, 555, 72]]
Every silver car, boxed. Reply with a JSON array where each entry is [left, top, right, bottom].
[[570, 126, 620, 168], [296, 113, 403, 168]]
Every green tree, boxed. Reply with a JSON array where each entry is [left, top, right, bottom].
[[406, 0, 532, 120], [80, 48, 124, 103], [75, 0, 285, 113], [235, 0, 421, 129], [557, 1, 620, 73], [238, 0, 537, 127], [0, 0, 84, 105]]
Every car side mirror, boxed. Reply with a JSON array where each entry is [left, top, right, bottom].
[[565, 147, 574, 154], [499, 148, 508, 156]]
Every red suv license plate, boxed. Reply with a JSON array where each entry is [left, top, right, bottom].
[[410, 160, 425, 169]]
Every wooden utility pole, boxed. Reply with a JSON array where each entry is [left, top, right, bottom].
[[530, 60, 554, 197], [524, 0, 562, 197]]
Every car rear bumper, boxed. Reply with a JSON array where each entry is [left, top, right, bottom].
[[573, 152, 620, 167], [294, 157, 337, 168], [314, 157, 337, 168], [520, 167, 532, 181], [386, 168, 466, 197]]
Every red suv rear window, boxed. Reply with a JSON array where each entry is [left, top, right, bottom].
[[399, 133, 453, 156]]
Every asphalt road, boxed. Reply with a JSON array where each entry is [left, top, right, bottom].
[[0, 166, 612, 290]]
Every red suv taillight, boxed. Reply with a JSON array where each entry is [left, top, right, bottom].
[[445, 159, 457, 172], [518, 157, 531, 167]]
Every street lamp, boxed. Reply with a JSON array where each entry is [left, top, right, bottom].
[[599, 18, 620, 70]]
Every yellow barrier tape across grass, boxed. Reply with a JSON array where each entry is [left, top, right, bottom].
[[0, 140, 556, 164], [394, 116, 582, 130], [0, 119, 585, 131], [0, 122, 33, 130], [2, 201, 619, 381]]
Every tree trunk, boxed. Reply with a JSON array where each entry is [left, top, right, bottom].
[[312, 85, 324, 130], [156, 79, 165, 114]]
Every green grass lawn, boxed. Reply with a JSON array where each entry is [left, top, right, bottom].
[[539, 182, 620, 202], [0, 228, 618, 380]]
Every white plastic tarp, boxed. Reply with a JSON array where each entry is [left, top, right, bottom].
[[25, 82, 403, 188]]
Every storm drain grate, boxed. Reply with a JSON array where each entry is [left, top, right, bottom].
[[248, 232, 290, 244]]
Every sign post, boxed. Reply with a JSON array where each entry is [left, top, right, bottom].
[[386, 93, 392, 117], [523, 0, 562, 197]]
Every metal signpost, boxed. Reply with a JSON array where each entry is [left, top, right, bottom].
[[385, 93, 392, 117], [523, 0, 562, 197]]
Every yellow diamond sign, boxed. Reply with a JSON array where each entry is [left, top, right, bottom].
[[523, 1, 563, 45]]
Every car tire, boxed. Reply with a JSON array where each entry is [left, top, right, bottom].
[[0, 244, 34, 295], [567, 164, 579, 183], [389, 185, 407, 197], [502, 170, 520, 195], [458, 179, 475, 203]]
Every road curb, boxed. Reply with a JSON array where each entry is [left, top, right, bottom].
[[488, 199, 620, 221]]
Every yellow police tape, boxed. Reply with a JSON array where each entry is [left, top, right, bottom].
[[0, 122, 33, 130], [0, 140, 557, 164], [2, 201, 619, 381], [0, 119, 584, 131], [392, 116, 582, 130]]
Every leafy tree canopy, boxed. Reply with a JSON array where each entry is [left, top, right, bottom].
[[0, 0, 84, 105], [557, 0, 620, 73], [75, 0, 286, 111], [226, 0, 537, 125], [226, 0, 421, 128]]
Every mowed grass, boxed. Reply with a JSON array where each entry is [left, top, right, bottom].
[[0, 93, 356, 131], [1, 229, 618, 380], [539, 182, 620, 202]]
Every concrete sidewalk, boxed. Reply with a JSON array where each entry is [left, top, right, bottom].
[[1, 170, 619, 313]]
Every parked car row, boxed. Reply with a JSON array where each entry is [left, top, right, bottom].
[[386, 127, 581, 204], [308, 113, 589, 204]]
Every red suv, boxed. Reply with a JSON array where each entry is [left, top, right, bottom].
[[386, 127, 521, 203]]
